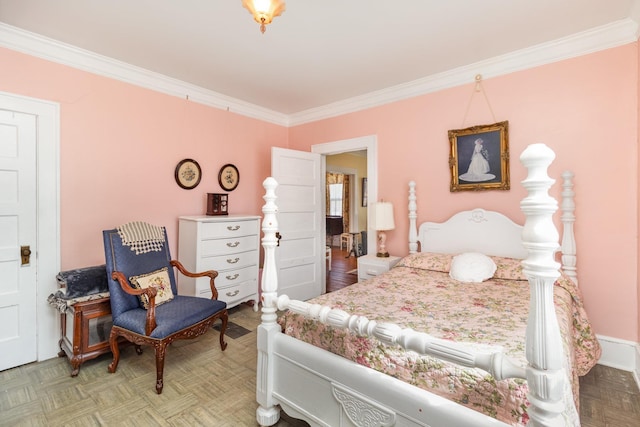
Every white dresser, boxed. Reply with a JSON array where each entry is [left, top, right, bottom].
[[178, 215, 261, 309]]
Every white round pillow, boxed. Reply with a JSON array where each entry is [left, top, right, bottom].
[[449, 252, 497, 283]]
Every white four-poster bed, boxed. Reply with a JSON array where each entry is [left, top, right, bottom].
[[255, 144, 600, 427]]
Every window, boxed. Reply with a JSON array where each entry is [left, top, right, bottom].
[[328, 183, 343, 216]]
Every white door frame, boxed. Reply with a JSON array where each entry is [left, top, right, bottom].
[[312, 135, 377, 257], [0, 91, 60, 361]]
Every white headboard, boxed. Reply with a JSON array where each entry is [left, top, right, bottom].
[[408, 172, 577, 282], [418, 208, 529, 259]]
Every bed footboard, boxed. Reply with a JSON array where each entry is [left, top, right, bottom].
[[279, 297, 525, 381]]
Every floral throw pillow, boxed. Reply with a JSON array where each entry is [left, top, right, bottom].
[[129, 267, 174, 309], [491, 256, 528, 281], [396, 252, 453, 272]]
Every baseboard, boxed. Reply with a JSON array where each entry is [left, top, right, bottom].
[[596, 334, 640, 389]]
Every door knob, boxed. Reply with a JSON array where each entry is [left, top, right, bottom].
[[21, 245, 31, 265]]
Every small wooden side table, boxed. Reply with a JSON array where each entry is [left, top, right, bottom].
[[57, 296, 115, 377]]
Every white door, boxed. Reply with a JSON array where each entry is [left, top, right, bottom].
[[271, 147, 323, 301], [0, 109, 38, 371]]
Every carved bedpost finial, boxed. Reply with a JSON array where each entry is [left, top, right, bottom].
[[261, 177, 279, 324], [408, 181, 418, 254], [519, 143, 564, 426], [257, 176, 282, 426], [561, 171, 577, 284]]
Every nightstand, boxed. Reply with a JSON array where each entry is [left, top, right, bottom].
[[357, 254, 401, 282]]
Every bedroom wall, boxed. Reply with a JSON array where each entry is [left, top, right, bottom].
[[289, 43, 640, 344], [1, 41, 638, 347], [0, 47, 287, 271]]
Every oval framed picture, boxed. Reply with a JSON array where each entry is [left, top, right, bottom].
[[218, 163, 240, 191], [175, 159, 202, 190]]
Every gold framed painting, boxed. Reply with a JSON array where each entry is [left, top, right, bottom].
[[448, 121, 510, 192]]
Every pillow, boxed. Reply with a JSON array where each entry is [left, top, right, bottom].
[[395, 252, 453, 272], [491, 256, 528, 281], [449, 252, 496, 283], [129, 267, 174, 309]]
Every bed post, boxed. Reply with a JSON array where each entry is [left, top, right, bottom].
[[408, 181, 418, 253], [256, 177, 281, 427], [560, 171, 577, 284], [520, 144, 564, 427]]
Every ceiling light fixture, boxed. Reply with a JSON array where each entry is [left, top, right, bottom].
[[241, 0, 286, 34]]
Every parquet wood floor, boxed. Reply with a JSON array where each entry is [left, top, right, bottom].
[[0, 251, 637, 426]]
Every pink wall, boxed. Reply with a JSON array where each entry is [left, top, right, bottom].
[[0, 47, 288, 270], [1, 42, 638, 343], [290, 44, 640, 342]]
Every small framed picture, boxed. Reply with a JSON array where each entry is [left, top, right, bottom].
[[218, 164, 240, 191], [448, 121, 510, 192], [174, 159, 202, 190]]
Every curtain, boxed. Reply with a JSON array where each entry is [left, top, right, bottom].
[[342, 175, 350, 232], [325, 172, 350, 233]]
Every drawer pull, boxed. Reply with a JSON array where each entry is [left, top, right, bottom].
[[226, 241, 240, 248], [366, 269, 379, 276], [226, 290, 240, 297], [226, 257, 240, 264], [226, 273, 239, 281], [227, 225, 240, 231]]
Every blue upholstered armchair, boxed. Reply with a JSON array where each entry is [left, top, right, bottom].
[[103, 223, 228, 394]]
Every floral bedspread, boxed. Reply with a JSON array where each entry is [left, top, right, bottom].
[[279, 253, 601, 426]]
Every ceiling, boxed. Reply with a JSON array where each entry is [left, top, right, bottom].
[[0, 0, 638, 123]]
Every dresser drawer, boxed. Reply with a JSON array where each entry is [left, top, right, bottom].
[[200, 220, 259, 239], [213, 265, 258, 288], [358, 264, 388, 281], [197, 279, 257, 307], [201, 235, 258, 256], [193, 265, 257, 293], [199, 249, 258, 271]]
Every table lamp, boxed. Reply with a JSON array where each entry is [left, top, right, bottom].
[[373, 201, 395, 257]]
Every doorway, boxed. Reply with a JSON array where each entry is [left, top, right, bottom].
[[325, 166, 359, 240], [312, 135, 377, 289]]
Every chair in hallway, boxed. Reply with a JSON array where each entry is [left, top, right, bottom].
[[102, 222, 228, 394], [340, 233, 353, 251]]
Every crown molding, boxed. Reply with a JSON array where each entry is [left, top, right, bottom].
[[0, 23, 289, 126], [0, 18, 637, 128], [289, 18, 639, 126]]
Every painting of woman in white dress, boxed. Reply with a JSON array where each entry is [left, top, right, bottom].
[[459, 138, 495, 182], [448, 121, 510, 192]]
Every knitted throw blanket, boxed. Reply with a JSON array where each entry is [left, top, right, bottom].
[[117, 221, 165, 254]]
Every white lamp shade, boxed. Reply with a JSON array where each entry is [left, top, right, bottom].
[[373, 202, 395, 231]]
